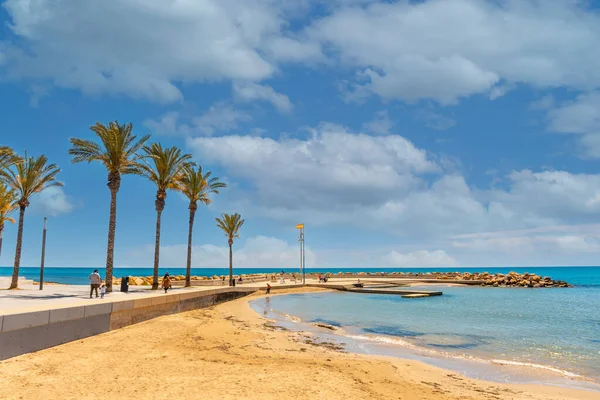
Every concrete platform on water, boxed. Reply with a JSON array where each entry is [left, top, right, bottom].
[[307, 283, 443, 296], [347, 287, 443, 296]]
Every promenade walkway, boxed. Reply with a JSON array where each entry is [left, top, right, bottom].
[[0, 278, 306, 315]]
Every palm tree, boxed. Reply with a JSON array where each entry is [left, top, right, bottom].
[[177, 165, 226, 287], [215, 213, 245, 286], [3, 154, 62, 289], [0, 183, 18, 259], [0, 146, 19, 170], [68, 121, 150, 292], [140, 143, 192, 289]]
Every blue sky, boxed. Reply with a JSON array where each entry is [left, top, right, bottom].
[[2, 0, 600, 268]]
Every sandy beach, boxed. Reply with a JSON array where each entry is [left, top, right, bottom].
[[0, 287, 597, 400]]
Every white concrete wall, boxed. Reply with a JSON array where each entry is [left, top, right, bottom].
[[0, 287, 255, 360]]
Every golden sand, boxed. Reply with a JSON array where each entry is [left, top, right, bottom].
[[0, 287, 597, 400]]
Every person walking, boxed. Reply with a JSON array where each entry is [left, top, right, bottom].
[[89, 269, 101, 298], [162, 273, 171, 294]]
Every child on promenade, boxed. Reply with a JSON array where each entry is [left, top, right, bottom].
[[100, 284, 106, 299], [162, 273, 171, 293]]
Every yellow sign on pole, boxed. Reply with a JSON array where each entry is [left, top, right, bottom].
[[296, 223, 304, 229]]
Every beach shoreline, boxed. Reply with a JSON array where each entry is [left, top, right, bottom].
[[1, 286, 597, 400], [252, 289, 600, 391]]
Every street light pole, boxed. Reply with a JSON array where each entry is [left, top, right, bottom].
[[39, 217, 47, 290], [296, 223, 305, 285], [302, 227, 306, 285], [299, 230, 303, 281]]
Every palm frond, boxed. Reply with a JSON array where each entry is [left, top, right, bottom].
[[0, 147, 21, 177], [177, 164, 226, 205], [68, 121, 150, 176], [0, 182, 18, 223], [215, 213, 245, 241], [140, 143, 193, 192], [3, 152, 62, 206]]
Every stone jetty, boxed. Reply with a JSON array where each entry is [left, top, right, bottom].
[[399, 270, 571, 287], [108, 270, 570, 288], [111, 273, 268, 286]]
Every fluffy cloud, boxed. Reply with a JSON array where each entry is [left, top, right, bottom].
[[143, 111, 191, 137], [363, 110, 394, 135], [186, 123, 600, 242], [449, 224, 600, 266], [123, 236, 315, 269], [307, 0, 600, 104], [144, 103, 251, 136], [414, 107, 456, 131], [193, 103, 251, 136], [187, 123, 438, 216], [0, 0, 302, 102], [27, 187, 74, 217], [546, 91, 600, 157], [233, 81, 293, 113], [5, 0, 600, 108]]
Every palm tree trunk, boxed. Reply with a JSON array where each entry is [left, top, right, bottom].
[[0, 226, 3, 260], [185, 205, 196, 288], [152, 208, 163, 290], [105, 187, 118, 293], [152, 192, 166, 290], [9, 207, 26, 289], [229, 242, 233, 286]]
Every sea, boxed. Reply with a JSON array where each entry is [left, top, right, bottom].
[[2, 265, 599, 389], [241, 266, 600, 391]]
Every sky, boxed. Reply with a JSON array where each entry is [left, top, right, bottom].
[[2, 0, 600, 269]]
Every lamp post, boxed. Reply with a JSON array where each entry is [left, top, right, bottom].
[[296, 224, 305, 285], [302, 227, 305, 284], [39, 217, 47, 290]]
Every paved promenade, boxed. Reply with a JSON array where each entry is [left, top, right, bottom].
[[0, 278, 306, 315]]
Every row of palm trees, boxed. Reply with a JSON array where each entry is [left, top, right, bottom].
[[0, 121, 245, 292]]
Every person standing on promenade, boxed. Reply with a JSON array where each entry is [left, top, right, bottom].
[[162, 273, 171, 294], [89, 269, 101, 298]]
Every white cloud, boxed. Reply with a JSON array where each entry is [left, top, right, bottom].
[[123, 236, 316, 270], [546, 91, 600, 157], [548, 92, 600, 134], [27, 187, 74, 217], [143, 111, 192, 137], [414, 107, 456, 131], [233, 81, 293, 113], [1, 0, 303, 102], [263, 36, 324, 64], [307, 0, 600, 104], [488, 84, 514, 101], [145, 104, 251, 137], [193, 103, 251, 136], [449, 224, 600, 266], [363, 110, 393, 135], [530, 95, 555, 111], [6, 0, 599, 109], [187, 123, 438, 215], [386, 250, 457, 267], [185, 122, 600, 242]]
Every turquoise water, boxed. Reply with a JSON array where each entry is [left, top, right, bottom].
[[250, 268, 600, 389], [1, 266, 598, 285]]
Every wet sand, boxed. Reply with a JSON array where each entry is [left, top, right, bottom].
[[0, 287, 597, 400]]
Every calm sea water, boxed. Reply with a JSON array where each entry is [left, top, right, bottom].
[[249, 267, 600, 390], [1, 266, 599, 286]]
